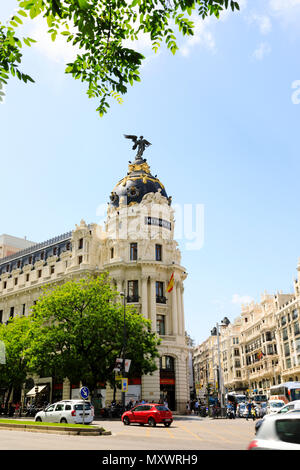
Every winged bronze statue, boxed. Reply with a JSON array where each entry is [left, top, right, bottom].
[[124, 134, 152, 159]]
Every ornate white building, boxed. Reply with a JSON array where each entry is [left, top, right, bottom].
[[0, 149, 190, 412]]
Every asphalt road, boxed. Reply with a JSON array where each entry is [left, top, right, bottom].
[[0, 416, 256, 451]]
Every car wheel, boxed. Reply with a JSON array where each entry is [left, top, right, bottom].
[[123, 416, 130, 426], [60, 418, 67, 424], [148, 417, 156, 427], [164, 422, 171, 427], [35, 417, 42, 422]]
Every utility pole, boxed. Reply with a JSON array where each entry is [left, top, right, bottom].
[[216, 322, 225, 416], [120, 292, 126, 412]]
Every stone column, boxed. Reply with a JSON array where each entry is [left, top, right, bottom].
[[149, 276, 156, 333], [62, 378, 71, 400], [176, 281, 182, 336], [172, 280, 178, 336], [141, 275, 148, 319], [180, 284, 185, 337]]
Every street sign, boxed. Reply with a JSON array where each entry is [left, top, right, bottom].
[[121, 378, 128, 392], [113, 358, 131, 373], [80, 386, 89, 400], [124, 359, 131, 373]]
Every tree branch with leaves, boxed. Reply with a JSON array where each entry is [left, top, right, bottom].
[[0, 1, 240, 115]]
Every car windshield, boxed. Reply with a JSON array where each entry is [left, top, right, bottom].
[[74, 403, 91, 410], [271, 402, 285, 408], [155, 406, 169, 411]]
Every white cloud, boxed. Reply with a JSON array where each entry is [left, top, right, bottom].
[[248, 14, 272, 35], [29, 18, 80, 64], [270, 0, 300, 11], [180, 17, 216, 57], [252, 42, 271, 60], [232, 294, 254, 305], [269, 0, 300, 24]]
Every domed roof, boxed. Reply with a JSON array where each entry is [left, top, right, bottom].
[[109, 155, 170, 207]]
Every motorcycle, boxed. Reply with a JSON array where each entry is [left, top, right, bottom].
[[226, 405, 235, 419]]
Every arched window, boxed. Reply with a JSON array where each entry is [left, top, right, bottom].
[[160, 356, 174, 371]]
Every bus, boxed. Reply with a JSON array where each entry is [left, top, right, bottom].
[[269, 382, 300, 404], [226, 393, 247, 404], [251, 394, 268, 404]]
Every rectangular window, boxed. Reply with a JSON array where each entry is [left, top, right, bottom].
[[130, 243, 138, 261], [78, 255, 83, 265], [284, 342, 290, 357], [38, 270, 42, 278], [78, 238, 83, 250], [9, 307, 14, 319], [3, 281, 7, 289], [156, 281, 166, 303], [50, 266, 55, 274], [110, 247, 114, 259], [294, 322, 300, 336], [14, 277, 18, 286], [155, 244, 162, 261], [0, 310, 3, 324], [26, 274, 30, 282], [127, 280, 139, 302], [22, 304, 26, 315], [292, 309, 298, 320], [156, 315, 166, 336]]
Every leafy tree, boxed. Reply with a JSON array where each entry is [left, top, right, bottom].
[[0, 316, 32, 406], [0, 0, 240, 116], [26, 274, 160, 397]]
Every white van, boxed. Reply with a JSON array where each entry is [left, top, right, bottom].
[[267, 400, 286, 415], [35, 400, 94, 424]]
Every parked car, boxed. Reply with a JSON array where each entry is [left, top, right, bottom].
[[255, 400, 300, 433], [237, 403, 247, 417], [266, 399, 286, 414], [122, 403, 173, 427], [35, 400, 94, 425], [248, 414, 300, 450]]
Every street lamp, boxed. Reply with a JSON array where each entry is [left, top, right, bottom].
[[216, 321, 227, 416], [120, 292, 126, 411]]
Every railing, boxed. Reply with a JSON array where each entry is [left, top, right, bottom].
[[0, 231, 72, 266], [126, 295, 139, 303], [156, 295, 167, 304]]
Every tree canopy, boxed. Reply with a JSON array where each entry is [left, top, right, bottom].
[[0, 0, 240, 116], [0, 316, 31, 404], [26, 274, 161, 394]]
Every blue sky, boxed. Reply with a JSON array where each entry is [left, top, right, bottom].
[[1, 0, 300, 344]]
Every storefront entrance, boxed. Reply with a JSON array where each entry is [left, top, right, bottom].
[[160, 356, 176, 411]]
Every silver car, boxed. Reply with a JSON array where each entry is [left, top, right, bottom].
[[35, 400, 94, 424], [248, 413, 300, 450], [255, 400, 300, 433]]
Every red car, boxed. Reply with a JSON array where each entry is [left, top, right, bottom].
[[122, 403, 173, 427]]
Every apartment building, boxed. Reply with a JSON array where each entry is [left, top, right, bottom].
[[193, 259, 300, 398]]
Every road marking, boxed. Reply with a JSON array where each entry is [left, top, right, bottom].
[[165, 428, 175, 439], [196, 426, 232, 443], [178, 424, 204, 441]]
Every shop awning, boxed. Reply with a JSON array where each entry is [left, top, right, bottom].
[[26, 385, 47, 397]]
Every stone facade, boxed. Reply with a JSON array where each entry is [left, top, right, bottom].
[[0, 156, 189, 412], [193, 260, 300, 399]]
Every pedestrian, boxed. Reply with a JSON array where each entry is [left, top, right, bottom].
[[194, 400, 199, 415], [186, 400, 191, 415], [246, 400, 254, 421]]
